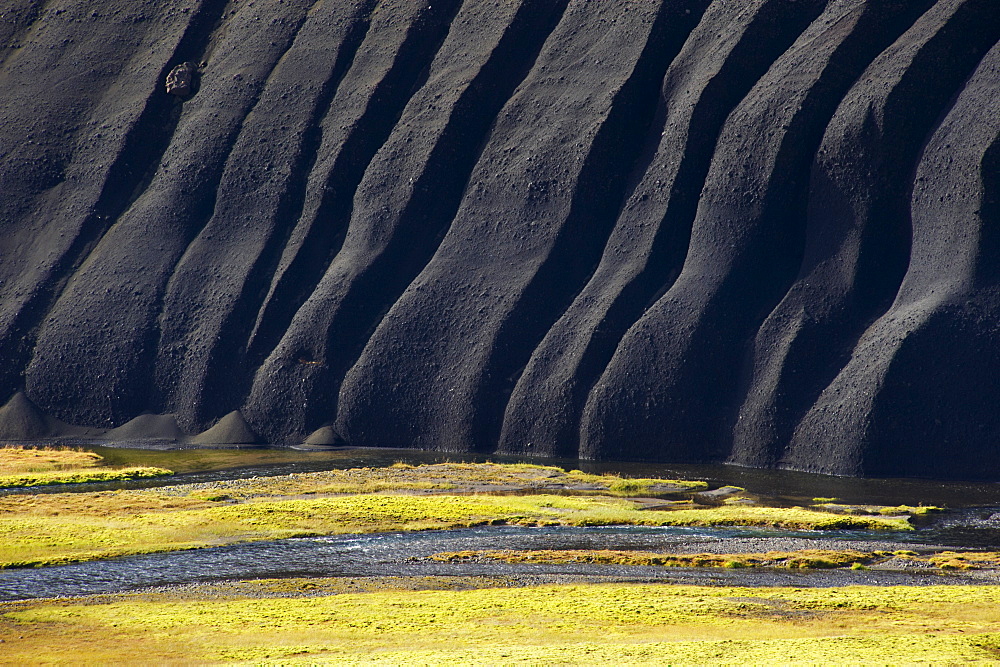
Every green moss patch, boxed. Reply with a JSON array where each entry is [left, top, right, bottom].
[[628, 505, 912, 531], [925, 551, 1000, 570], [198, 462, 708, 498]]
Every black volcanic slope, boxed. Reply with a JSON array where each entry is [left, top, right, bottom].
[[1, 0, 999, 479]]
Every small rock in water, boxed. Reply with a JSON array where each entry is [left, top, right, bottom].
[[695, 486, 746, 501]]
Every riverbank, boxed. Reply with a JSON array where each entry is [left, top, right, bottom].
[[2, 453, 1000, 664], [0, 445, 171, 488], [4, 579, 1000, 664]]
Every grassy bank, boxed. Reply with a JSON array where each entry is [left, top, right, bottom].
[[0, 446, 103, 473], [0, 446, 172, 488], [429, 548, 1000, 571], [3, 581, 1000, 664], [1, 458, 994, 664], [0, 463, 914, 568]]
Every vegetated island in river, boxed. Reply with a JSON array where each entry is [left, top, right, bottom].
[[1, 454, 933, 570]]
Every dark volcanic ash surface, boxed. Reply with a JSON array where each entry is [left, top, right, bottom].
[[1, 0, 999, 479]]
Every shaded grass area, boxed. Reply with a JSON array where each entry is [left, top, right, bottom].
[[89, 445, 357, 475], [3, 582, 1000, 664], [0, 446, 172, 488]]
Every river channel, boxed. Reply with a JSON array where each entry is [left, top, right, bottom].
[[3, 446, 1000, 601]]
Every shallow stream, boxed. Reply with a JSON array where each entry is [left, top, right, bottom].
[[4, 446, 1000, 601], [4, 523, 1000, 602]]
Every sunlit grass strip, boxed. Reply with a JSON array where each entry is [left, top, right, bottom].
[[613, 505, 912, 531], [435, 548, 1000, 571], [0, 466, 173, 488], [559, 467, 709, 495], [429, 548, 877, 569], [812, 502, 943, 516], [0, 494, 911, 569], [0, 445, 172, 487], [0, 445, 102, 474], [191, 462, 709, 499], [926, 551, 1000, 570], [3, 583, 1000, 664]]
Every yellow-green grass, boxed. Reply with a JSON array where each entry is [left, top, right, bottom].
[[557, 467, 709, 495], [429, 548, 878, 569], [812, 502, 943, 516], [0, 466, 172, 488], [927, 552, 1000, 570], [0, 445, 102, 474], [621, 504, 911, 530], [429, 548, 1000, 572], [53, 461, 704, 500], [3, 582, 1000, 664], [0, 491, 912, 569], [299, 461, 709, 497], [93, 445, 352, 475], [0, 445, 172, 487]]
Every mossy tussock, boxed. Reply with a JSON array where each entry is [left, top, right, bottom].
[[926, 552, 1000, 570], [131, 461, 707, 499]]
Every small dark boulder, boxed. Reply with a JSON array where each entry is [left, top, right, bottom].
[[694, 486, 747, 502], [165, 62, 198, 97]]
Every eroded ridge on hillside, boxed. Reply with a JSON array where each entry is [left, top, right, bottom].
[[2, 0, 999, 478]]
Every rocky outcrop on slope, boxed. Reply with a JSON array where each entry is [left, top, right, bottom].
[[1, 0, 998, 478]]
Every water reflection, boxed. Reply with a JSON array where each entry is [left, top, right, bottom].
[[9, 444, 1000, 509]]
